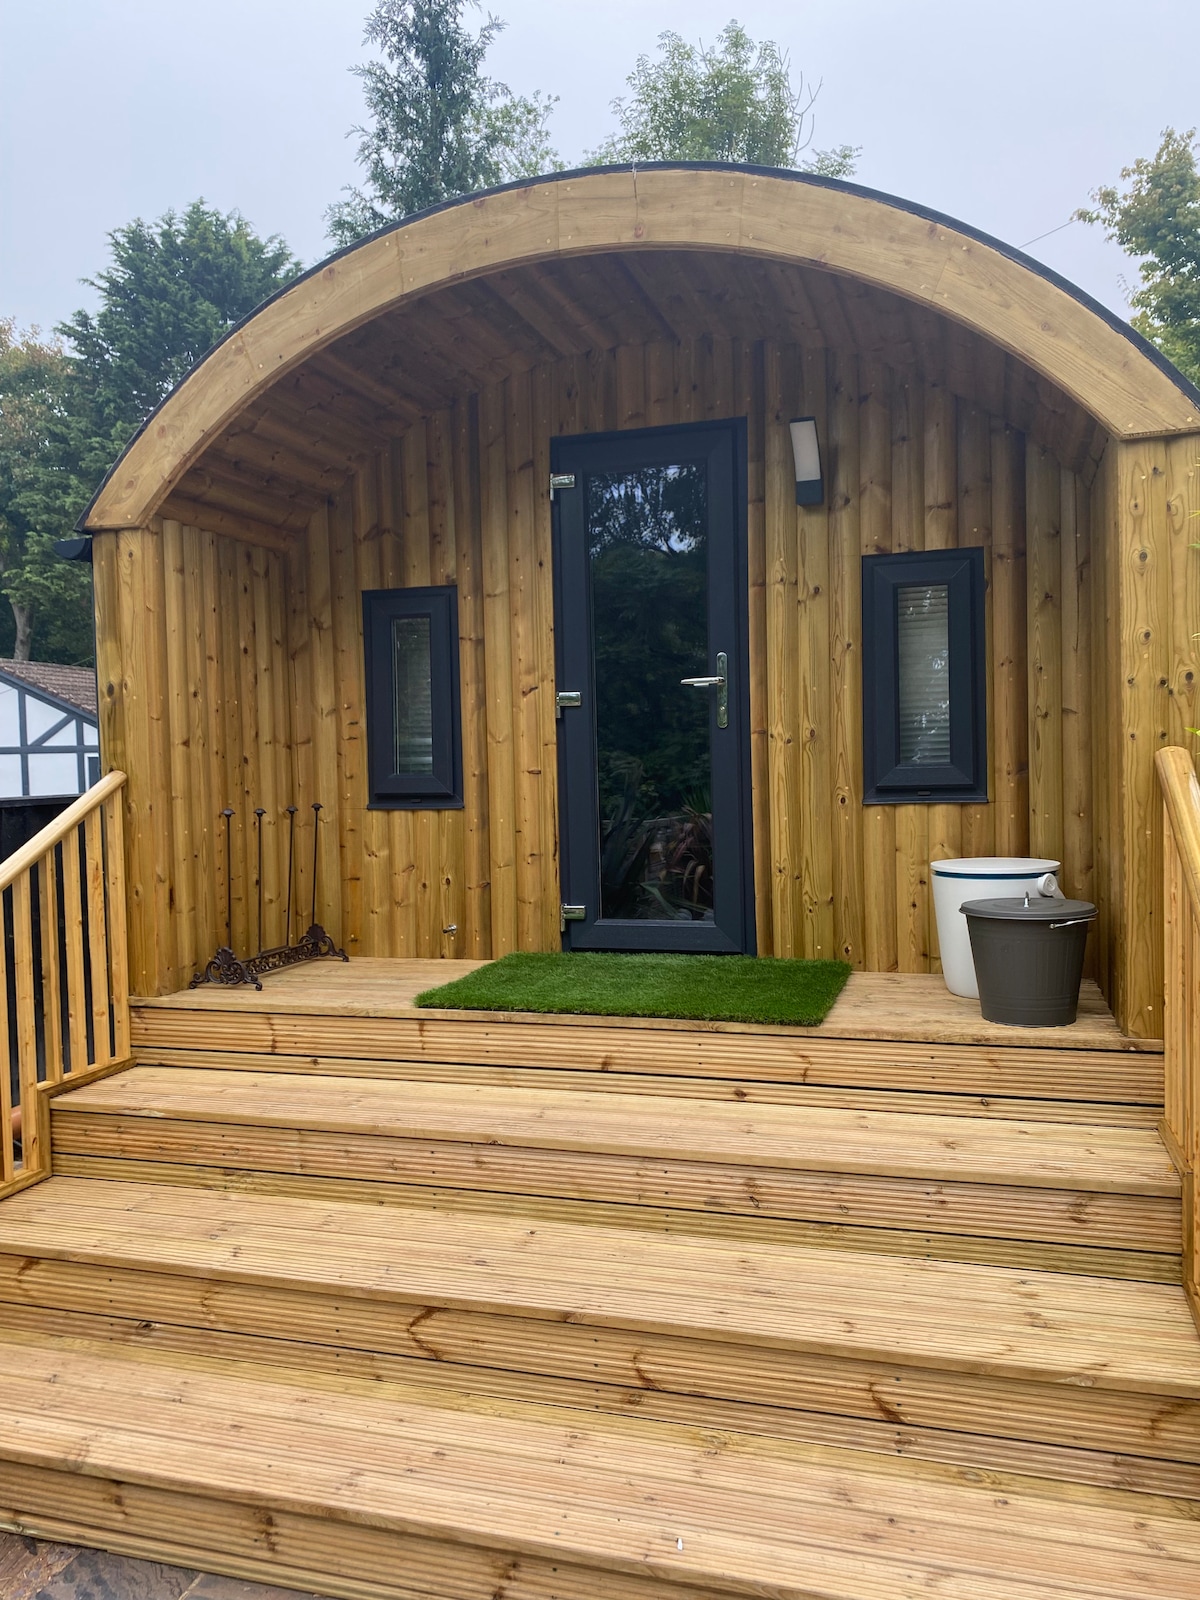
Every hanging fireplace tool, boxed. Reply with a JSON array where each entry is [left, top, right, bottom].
[[190, 801, 348, 988]]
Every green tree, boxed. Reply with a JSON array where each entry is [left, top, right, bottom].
[[0, 322, 93, 662], [328, 0, 559, 246], [590, 21, 859, 176], [0, 202, 301, 664], [1076, 128, 1200, 387], [59, 200, 302, 491]]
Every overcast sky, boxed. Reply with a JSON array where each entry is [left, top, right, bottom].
[[1, 0, 1196, 335]]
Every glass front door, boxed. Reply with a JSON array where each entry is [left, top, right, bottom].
[[552, 422, 753, 952]]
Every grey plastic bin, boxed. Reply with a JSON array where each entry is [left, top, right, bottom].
[[961, 896, 1097, 1027]]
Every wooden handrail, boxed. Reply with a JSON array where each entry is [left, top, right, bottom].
[[1156, 746, 1200, 1332], [0, 769, 126, 894], [0, 771, 131, 1200]]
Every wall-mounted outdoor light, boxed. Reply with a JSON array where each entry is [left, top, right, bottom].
[[789, 417, 824, 506]]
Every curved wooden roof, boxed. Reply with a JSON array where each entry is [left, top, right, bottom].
[[83, 165, 1200, 532]]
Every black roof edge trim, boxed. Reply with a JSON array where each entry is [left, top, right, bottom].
[[53, 536, 93, 564], [77, 160, 1200, 532]]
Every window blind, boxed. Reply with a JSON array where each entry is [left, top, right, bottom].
[[896, 583, 950, 765], [391, 615, 434, 773]]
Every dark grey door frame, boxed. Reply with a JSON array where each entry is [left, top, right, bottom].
[[551, 418, 755, 953]]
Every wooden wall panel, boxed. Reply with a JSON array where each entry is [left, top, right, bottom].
[[957, 403, 995, 864], [743, 342, 772, 957], [453, 399, 492, 956], [1166, 438, 1200, 752], [922, 381, 961, 963], [94, 522, 299, 996], [98, 337, 1130, 999], [858, 360, 896, 972], [1107, 435, 1200, 1037], [1060, 469, 1094, 913], [764, 344, 802, 956], [829, 351, 864, 963], [890, 381, 930, 972], [797, 348, 835, 959], [478, 382, 518, 955], [990, 425, 1029, 857], [161, 522, 197, 981], [1026, 446, 1065, 869], [1088, 446, 1120, 1010], [1116, 439, 1170, 1039]]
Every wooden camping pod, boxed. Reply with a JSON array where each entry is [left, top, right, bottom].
[[82, 167, 1200, 1035]]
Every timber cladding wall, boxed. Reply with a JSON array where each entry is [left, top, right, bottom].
[[92, 525, 295, 994], [1089, 438, 1200, 1038], [93, 335, 1115, 1000]]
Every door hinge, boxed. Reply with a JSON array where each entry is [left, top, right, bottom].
[[549, 472, 576, 500], [560, 904, 586, 931], [555, 690, 581, 718]]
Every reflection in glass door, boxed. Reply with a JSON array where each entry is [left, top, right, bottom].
[[589, 462, 712, 921], [553, 422, 753, 953]]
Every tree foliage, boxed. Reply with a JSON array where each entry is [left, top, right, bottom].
[[327, 0, 559, 245], [60, 201, 302, 489], [1077, 128, 1200, 387], [0, 323, 93, 662], [590, 22, 858, 176], [0, 202, 301, 663]]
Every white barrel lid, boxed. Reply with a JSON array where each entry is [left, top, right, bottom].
[[931, 857, 1060, 878]]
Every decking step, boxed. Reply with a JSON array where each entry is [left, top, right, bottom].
[[50, 1067, 1182, 1273], [52, 1067, 1180, 1192], [0, 1328, 1197, 1600], [130, 984, 1166, 1106], [0, 1177, 1197, 1473], [2, 1175, 1194, 1389], [120, 1046, 1172, 1124]]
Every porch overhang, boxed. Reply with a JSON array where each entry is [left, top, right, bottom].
[[80, 164, 1200, 540]]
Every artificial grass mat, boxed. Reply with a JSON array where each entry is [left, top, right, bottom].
[[413, 951, 852, 1027]]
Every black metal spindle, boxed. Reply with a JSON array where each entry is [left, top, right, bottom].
[[310, 801, 322, 929], [222, 808, 234, 945], [284, 805, 298, 948], [254, 808, 266, 954], [190, 798, 344, 988]]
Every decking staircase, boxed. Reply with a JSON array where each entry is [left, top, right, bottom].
[[1, 986, 1198, 1600]]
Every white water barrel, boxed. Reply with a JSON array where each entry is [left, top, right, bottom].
[[931, 857, 1061, 998]]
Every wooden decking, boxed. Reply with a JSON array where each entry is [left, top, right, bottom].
[[4, 1173, 1197, 1390], [4, 1326, 1200, 1600], [0, 960, 1195, 1599], [53, 1066, 1181, 1279], [134, 960, 1146, 1050]]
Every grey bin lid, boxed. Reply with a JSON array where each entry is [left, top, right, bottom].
[[960, 896, 1097, 923]]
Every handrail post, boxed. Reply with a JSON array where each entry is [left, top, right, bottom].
[[0, 933, 12, 1187], [1155, 747, 1200, 1331], [103, 785, 130, 1063]]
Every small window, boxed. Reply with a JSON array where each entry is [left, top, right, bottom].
[[363, 586, 463, 808], [862, 548, 986, 804]]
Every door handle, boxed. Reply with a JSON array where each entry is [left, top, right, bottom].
[[680, 651, 729, 729]]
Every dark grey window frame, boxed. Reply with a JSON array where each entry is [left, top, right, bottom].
[[363, 586, 463, 809], [862, 547, 987, 804]]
